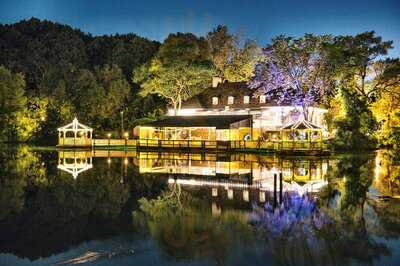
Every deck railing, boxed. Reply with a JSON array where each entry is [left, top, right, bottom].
[[91, 138, 328, 152]]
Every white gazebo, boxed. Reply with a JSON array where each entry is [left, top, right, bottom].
[[281, 119, 323, 142], [58, 118, 93, 147]]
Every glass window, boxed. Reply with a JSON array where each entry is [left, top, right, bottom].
[[260, 95, 266, 104], [212, 97, 218, 105], [244, 95, 250, 104], [228, 96, 234, 105]]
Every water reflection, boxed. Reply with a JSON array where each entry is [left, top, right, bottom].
[[57, 150, 93, 178], [0, 147, 400, 266]]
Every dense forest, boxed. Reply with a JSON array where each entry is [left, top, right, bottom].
[[0, 18, 399, 150], [0, 18, 164, 142]]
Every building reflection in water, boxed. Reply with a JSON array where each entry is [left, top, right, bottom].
[[57, 150, 329, 204], [57, 150, 93, 178], [138, 152, 328, 204]]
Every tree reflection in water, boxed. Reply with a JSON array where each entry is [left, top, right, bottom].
[[249, 152, 395, 266], [1, 147, 400, 266], [135, 181, 254, 264], [250, 193, 329, 237]]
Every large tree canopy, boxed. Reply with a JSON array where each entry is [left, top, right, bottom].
[[325, 31, 400, 150], [134, 33, 216, 113], [135, 59, 215, 112], [249, 34, 335, 120], [207, 25, 260, 82], [326, 31, 399, 106]]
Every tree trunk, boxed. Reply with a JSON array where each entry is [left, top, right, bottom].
[[302, 104, 309, 121], [172, 100, 178, 115], [177, 95, 182, 111]]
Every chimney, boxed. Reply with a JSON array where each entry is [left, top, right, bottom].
[[212, 76, 222, 88]]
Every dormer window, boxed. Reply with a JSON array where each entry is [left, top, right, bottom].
[[212, 97, 218, 105], [243, 95, 250, 104], [228, 96, 234, 105], [260, 95, 266, 104]]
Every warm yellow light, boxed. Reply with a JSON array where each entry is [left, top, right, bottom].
[[107, 133, 111, 138], [40, 116, 45, 121], [124, 158, 129, 165], [124, 132, 129, 138], [107, 158, 111, 164]]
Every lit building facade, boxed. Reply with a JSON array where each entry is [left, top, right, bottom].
[[137, 80, 327, 142]]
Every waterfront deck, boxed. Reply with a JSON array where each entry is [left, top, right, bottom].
[[88, 138, 330, 155]]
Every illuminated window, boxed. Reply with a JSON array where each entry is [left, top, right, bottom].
[[212, 97, 218, 105], [244, 95, 250, 104], [228, 96, 234, 105], [260, 95, 266, 104], [243, 190, 249, 202]]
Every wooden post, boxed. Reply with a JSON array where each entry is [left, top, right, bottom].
[[273, 173, 277, 209]]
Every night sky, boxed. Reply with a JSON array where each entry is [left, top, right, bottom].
[[1, 0, 399, 57]]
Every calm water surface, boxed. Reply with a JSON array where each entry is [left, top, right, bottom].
[[0, 146, 400, 266]]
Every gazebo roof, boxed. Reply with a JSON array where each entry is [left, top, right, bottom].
[[58, 118, 92, 131], [282, 119, 321, 130]]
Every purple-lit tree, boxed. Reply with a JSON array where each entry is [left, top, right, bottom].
[[249, 34, 335, 121]]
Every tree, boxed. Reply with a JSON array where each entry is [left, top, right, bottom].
[[249, 34, 335, 120], [135, 59, 215, 113], [134, 33, 216, 114], [207, 25, 260, 82], [331, 88, 378, 150], [327, 31, 399, 106], [157, 32, 211, 66], [94, 64, 131, 126], [326, 32, 400, 149], [372, 83, 400, 147], [15, 97, 48, 141], [0, 66, 26, 140]]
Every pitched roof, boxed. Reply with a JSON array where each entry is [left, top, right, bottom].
[[57, 118, 92, 131], [282, 120, 321, 130], [140, 115, 252, 129], [181, 81, 291, 109]]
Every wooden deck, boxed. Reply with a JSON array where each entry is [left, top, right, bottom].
[[88, 138, 330, 155]]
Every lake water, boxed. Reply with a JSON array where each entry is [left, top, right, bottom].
[[0, 146, 400, 266]]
